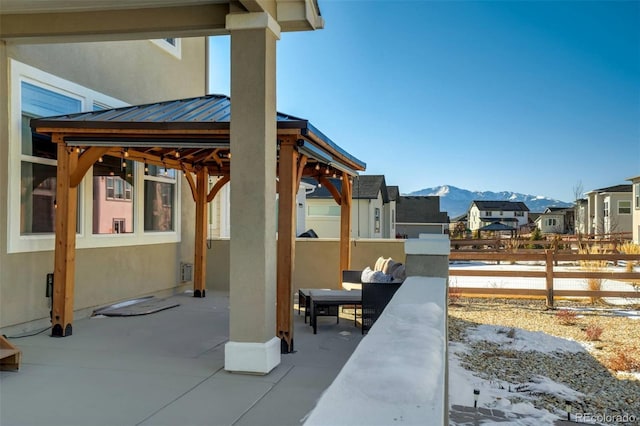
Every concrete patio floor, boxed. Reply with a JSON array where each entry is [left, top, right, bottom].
[[0, 291, 363, 426]]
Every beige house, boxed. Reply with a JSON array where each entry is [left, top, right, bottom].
[[584, 184, 633, 237], [1, 38, 206, 331], [303, 175, 394, 239], [627, 176, 640, 244], [535, 208, 566, 234], [1, 1, 328, 375]]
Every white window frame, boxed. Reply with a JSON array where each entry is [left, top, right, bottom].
[[636, 183, 640, 209], [8, 59, 181, 253], [618, 200, 631, 215], [150, 38, 182, 59]]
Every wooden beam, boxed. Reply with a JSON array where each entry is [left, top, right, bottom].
[[70, 146, 110, 187], [296, 154, 308, 187], [276, 140, 297, 353], [193, 167, 208, 298], [183, 169, 197, 202], [207, 174, 230, 203], [339, 175, 352, 281], [318, 175, 342, 205], [52, 142, 78, 337]]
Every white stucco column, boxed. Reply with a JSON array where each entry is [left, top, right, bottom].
[[225, 12, 281, 374]]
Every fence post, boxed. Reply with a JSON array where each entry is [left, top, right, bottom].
[[545, 249, 554, 308]]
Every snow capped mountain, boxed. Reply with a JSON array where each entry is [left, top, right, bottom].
[[407, 185, 572, 219]]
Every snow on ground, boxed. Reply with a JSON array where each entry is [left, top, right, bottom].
[[448, 324, 585, 425], [447, 266, 639, 424]]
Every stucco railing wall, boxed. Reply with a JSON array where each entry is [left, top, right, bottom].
[[205, 238, 405, 293]]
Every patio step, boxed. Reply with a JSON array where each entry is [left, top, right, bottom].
[[0, 335, 21, 371]]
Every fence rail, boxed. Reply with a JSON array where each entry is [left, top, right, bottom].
[[449, 250, 640, 307]]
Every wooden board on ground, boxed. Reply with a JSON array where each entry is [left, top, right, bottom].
[[0, 335, 21, 371]]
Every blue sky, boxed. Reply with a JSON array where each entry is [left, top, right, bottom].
[[209, 0, 639, 202]]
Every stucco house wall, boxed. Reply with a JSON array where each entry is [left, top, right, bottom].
[[585, 185, 633, 237], [1, 38, 205, 330]]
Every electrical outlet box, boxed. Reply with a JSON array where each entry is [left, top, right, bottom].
[[46, 273, 54, 298]]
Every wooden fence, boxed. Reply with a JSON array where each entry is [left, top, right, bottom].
[[449, 250, 640, 307], [450, 234, 632, 252]]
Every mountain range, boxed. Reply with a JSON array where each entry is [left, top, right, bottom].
[[407, 185, 573, 219]]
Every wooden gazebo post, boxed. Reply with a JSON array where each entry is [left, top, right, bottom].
[[52, 139, 79, 337], [193, 167, 209, 297], [276, 137, 298, 353], [339, 174, 352, 277]]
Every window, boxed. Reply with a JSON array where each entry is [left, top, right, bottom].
[[547, 218, 557, 226], [93, 158, 134, 234], [635, 184, 640, 209], [515, 211, 524, 217], [9, 59, 179, 253], [485, 211, 492, 217], [151, 38, 181, 58], [618, 200, 631, 215], [308, 205, 340, 216], [604, 201, 609, 217], [374, 207, 381, 233], [20, 82, 82, 235], [113, 219, 126, 234], [144, 165, 176, 231]]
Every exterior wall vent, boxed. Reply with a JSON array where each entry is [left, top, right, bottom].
[[180, 263, 193, 282]]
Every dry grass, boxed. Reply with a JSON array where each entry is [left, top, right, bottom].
[[619, 242, 640, 274], [579, 246, 610, 304]]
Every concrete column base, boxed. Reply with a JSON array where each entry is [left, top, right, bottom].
[[224, 337, 281, 375]]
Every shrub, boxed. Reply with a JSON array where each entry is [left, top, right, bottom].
[[555, 309, 578, 326], [584, 324, 603, 341], [605, 347, 640, 372]]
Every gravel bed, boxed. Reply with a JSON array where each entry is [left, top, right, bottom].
[[448, 298, 640, 422]]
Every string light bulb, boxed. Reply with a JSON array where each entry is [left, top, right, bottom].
[[315, 164, 320, 171], [124, 148, 129, 158], [98, 156, 103, 163], [325, 167, 330, 175], [144, 163, 149, 174]]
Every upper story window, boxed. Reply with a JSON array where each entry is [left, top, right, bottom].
[[635, 184, 640, 209], [618, 200, 631, 215], [485, 211, 492, 217], [151, 38, 182, 59], [604, 201, 609, 217], [515, 211, 524, 217]]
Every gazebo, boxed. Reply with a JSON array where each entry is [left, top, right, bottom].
[[31, 94, 366, 355]]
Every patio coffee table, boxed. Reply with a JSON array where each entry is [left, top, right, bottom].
[[308, 289, 362, 334], [298, 288, 331, 323]]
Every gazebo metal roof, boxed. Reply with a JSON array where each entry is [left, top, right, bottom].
[[31, 94, 365, 176]]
